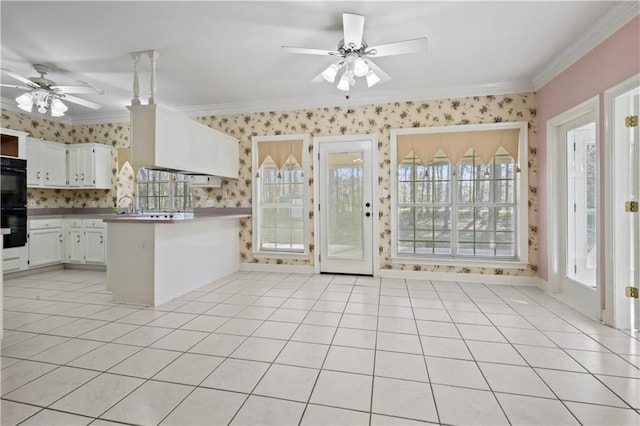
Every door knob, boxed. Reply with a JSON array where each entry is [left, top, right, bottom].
[[365, 202, 371, 207], [365, 212, 371, 217]]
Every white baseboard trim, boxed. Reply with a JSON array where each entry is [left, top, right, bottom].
[[377, 269, 544, 286], [239, 263, 315, 274]]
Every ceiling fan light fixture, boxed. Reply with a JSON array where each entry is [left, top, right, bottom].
[[366, 69, 381, 87], [15, 93, 33, 112], [353, 58, 369, 77], [51, 98, 68, 117], [337, 72, 351, 91], [321, 64, 339, 83]]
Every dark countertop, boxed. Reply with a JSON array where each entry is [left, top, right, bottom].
[[27, 207, 252, 222]]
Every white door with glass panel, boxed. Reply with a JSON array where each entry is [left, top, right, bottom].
[[316, 137, 374, 275], [560, 115, 599, 315]]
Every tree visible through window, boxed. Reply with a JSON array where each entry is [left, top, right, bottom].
[[256, 155, 305, 252], [397, 148, 518, 259]]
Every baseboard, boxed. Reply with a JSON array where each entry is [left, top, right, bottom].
[[239, 262, 315, 274], [64, 264, 107, 271], [377, 269, 542, 286], [3, 264, 64, 279]]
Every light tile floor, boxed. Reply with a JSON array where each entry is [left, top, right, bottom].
[[2, 269, 640, 425]]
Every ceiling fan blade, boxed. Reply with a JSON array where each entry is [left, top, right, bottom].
[[60, 94, 101, 110], [51, 85, 102, 94], [343, 13, 365, 49], [0, 83, 31, 90], [366, 37, 428, 57], [281, 46, 340, 56], [1, 68, 38, 87]]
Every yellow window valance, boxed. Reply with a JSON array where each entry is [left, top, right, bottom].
[[257, 139, 304, 169], [397, 128, 520, 165]]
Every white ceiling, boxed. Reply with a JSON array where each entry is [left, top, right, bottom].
[[0, 1, 636, 124]]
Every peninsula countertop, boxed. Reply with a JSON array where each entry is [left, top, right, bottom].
[[102, 210, 250, 224], [27, 207, 251, 223]]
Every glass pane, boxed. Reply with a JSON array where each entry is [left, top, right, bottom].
[[327, 151, 364, 258], [566, 122, 597, 288], [259, 158, 305, 252]]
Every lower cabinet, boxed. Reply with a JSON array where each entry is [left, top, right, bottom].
[[28, 219, 64, 268], [3, 246, 28, 273], [2, 217, 108, 274], [65, 219, 106, 265]]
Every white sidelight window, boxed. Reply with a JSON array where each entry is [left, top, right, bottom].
[[391, 122, 528, 266], [252, 134, 309, 255]]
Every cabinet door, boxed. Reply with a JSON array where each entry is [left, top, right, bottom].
[[26, 139, 44, 187], [85, 228, 105, 264], [67, 147, 81, 187], [29, 228, 63, 267], [67, 229, 84, 263], [81, 146, 95, 187], [44, 143, 67, 187]]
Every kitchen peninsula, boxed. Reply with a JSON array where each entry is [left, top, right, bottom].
[[104, 209, 249, 306]]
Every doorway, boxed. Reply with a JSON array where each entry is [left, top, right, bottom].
[[605, 76, 640, 330], [314, 135, 377, 275], [547, 97, 601, 320]]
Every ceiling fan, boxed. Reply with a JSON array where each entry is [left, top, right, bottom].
[[282, 13, 427, 91], [1, 64, 103, 116]]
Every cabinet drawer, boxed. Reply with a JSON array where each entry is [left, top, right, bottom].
[[29, 218, 63, 230], [66, 219, 83, 228], [83, 219, 104, 229]]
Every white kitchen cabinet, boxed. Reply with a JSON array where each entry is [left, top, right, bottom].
[[65, 218, 106, 265], [26, 138, 67, 188], [67, 143, 112, 189], [28, 219, 64, 267], [3, 246, 28, 273], [129, 104, 238, 178]]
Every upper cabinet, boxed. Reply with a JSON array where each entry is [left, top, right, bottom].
[[26, 138, 67, 188], [129, 104, 239, 179], [1, 128, 28, 159], [67, 143, 112, 189], [26, 138, 113, 189]]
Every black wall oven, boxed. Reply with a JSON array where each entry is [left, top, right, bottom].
[[1, 156, 27, 248]]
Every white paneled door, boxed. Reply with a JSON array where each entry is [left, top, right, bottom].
[[316, 137, 375, 275]]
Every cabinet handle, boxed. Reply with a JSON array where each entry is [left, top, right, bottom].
[[100, 235, 104, 244], [81, 173, 85, 181], [59, 235, 63, 243], [77, 235, 81, 243], [75, 173, 79, 182], [36, 171, 41, 180], [45, 172, 50, 181]]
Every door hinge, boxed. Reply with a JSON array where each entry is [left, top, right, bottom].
[[625, 286, 639, 298], [574, 264, 577, 274], [625, 115, 638, 127], [625, 201, 639, 213]]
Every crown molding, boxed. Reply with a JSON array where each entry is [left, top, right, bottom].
[[69, 111, 130, 125], [533, 2, 639, 90], [174, 80, 535, 118]]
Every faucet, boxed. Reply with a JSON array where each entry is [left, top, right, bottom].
[[117, 195, 136, 214]]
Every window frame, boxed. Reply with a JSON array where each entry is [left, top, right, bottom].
[[390, 121, 529, 268], [252, 134, 310, 257]]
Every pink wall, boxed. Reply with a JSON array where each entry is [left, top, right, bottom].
[[536, 16, 640, 282]]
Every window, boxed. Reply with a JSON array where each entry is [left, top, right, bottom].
[[391, 122, 528, 264], [136, 168, 193, 212], [252, 135, 309, 255]]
